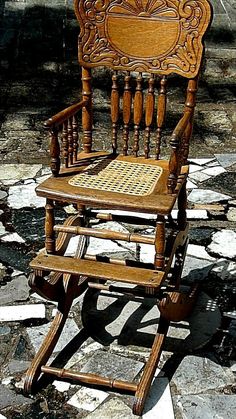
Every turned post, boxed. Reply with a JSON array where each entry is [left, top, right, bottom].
[[156, 76, 167, 159], [82, 67, 92, 153], [144, 75, 155, 159], [62, 121, 69, 168], [49, 126, 60, 176], [133, 72, 143, 157], [168, 76, 198, 193], [111, 71, 119, 153], [182, 77, 198, 164], [154, 215, 166, 270], [123, 72, 132, 156], [45, 199, 55, 254], [68, 117, 73, 165], [72, 114, 79, 162]]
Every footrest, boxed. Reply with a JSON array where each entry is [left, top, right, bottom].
[[30, 254, 165, 288]]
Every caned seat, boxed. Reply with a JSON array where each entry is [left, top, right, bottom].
[[37, 152, 188, 213], [24, 0, 213, 416]]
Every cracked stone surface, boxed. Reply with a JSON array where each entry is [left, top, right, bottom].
[[207, 230, 236, 259], [171, 355, 235, 395], [188, 189, 232, 204], [173, 394, 236, 419]]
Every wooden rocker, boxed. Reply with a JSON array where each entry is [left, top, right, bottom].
[[24, 0, 212, 415]]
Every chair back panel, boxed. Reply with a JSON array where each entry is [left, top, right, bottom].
[[74, 0, 212, 78]]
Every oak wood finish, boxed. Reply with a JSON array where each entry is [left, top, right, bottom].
[[74, 0, 212, 78], [41, 366, 137, 392], [25, 1, 212, 415], [30, 254, 165, 288]]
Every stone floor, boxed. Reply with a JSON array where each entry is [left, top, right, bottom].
[[0, 154, 236, 418]]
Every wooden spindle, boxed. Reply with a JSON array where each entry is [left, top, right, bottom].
[[156, 76, 167, 159], [111, 71, 119, 153], [50, 126, 60, 176], [144, 75, 155, 159], [62, 121, 68, 168], [182, 77, 198, 164], [123, 72, 132, 156], [45, 199, 55, 254], [72, 114, 78, 162], [82, 67, 92, 153], [68, 117, 73, 165], [155, 215, 165, 270], [133, 72, 143, 157]]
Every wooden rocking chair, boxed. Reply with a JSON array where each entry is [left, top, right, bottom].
[[24, 0, 212, 415]]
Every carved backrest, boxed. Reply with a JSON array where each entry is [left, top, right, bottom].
[[74, 0, 212, 78], [72, 0, 212, 163]]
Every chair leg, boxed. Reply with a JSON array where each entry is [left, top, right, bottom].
[[24, 274, 87, 393], [133, 316, 169, 415]]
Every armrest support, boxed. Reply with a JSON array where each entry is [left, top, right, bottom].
[[170, 111, 192, 146], [44, 99, 89, 128], [168, 111, 192, 194]]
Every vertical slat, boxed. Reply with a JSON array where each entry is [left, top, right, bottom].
[[133, 72, 143, 157], [155, 215, 165, 270], [111, 71, 119, 153], [123, 72, 132, 156], [82, 67, 92, 153], [72, 114, 78, 162], [45, 199, 55, 254], [144, 75, 155, 159], [68, 117, 73, 165], [156, 76, 167, 159], [62, 121, 68, 168], [50, 127, 60, 176]]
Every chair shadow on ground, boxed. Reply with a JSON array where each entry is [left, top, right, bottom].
[[36, 264, 222, 414]]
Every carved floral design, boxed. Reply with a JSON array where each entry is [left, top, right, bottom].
[[74, 0, 211, 77]]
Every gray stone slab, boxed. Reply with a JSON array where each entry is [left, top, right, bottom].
[[81, 350, 143, 382], [0, 275, 29, 305], [0, 384, 32, 409], [207, 230, 236, 259], [0, 262, 7, 281], [0, 164, 42, 181], [227, 207, 236, 221], [8, 182, 45, 209], [0, 221, 7, 237], [27, 318, 80, 354], [211, 258, 236, 281], [188, 189, 232, 204], [182, 256, 214, 283], [171, 355, 234, 395], [198, 111, 233, 133], [173, 394, 236, 419], [0, 190, 7, 201], [215, 153, 236, 168], [85, 396, 137, 419], [7, 359, 30, 374]]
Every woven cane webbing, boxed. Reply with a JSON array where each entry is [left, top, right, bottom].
[[69, 159, 163, 196]]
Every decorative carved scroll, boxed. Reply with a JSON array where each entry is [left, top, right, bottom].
[[74, 0, 212, 78]]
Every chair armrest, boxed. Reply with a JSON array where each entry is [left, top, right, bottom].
[[168, 111, 192, 194], [44, 98, 89, 128], [170, 111, 192, 145]]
